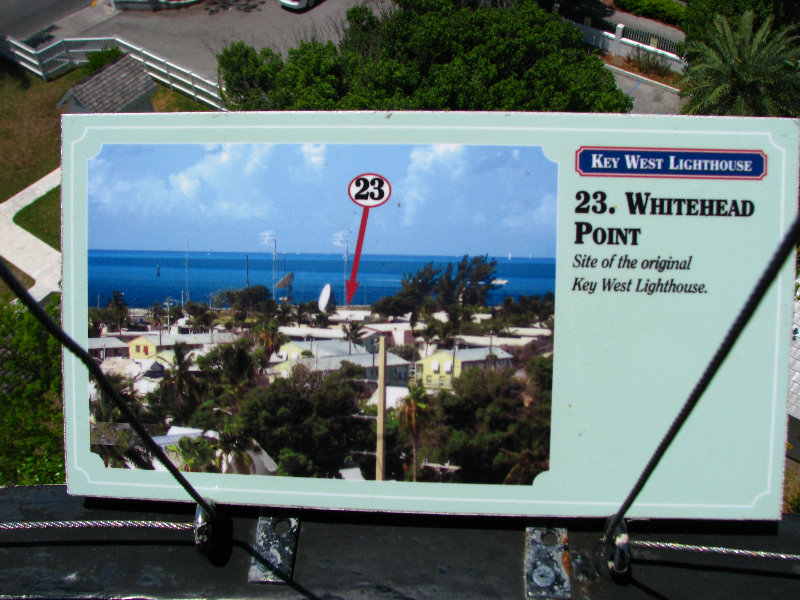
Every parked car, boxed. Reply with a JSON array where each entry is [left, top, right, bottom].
[[280, 0, 317, 9]]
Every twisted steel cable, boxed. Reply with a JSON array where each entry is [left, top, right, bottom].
[[0, 520, 193, 532]]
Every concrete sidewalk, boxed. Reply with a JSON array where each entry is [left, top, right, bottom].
[[0, 169, 62, 302], [41, 0, 121, 40]]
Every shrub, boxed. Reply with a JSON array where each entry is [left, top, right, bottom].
[[85, 47, 125, 74]]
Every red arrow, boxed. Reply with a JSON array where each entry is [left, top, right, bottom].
[[346, 207, 370, 305]]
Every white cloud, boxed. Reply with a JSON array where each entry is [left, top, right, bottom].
[[408, 144, 465, 177], [259, 230, 276, 245], [169, 172, 200, 197], [401, 144, 466, 225], [301, 143, 326, 168], [332, 229, 349, 248], [90, 144, 278, 226], [244, 144, 273, 175]]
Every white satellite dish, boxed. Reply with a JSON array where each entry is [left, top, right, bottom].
[[318, 283, 336, 313]]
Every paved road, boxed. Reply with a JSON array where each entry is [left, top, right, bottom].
[[608, 66, 685, 114], [573, 0, 684, 43], [0, 0, 94, 40], [55, 0, 370, 80]]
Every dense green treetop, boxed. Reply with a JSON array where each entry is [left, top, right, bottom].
[[396, 364, 550, 484], [684, 0, 800, 43], [218, 0, 632, 113], [0, 297, 64, 484], [680, 11, 800, 116], [236, 364, 370, 478]]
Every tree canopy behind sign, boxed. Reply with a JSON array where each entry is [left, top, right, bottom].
[[217, 0, 632, 113], [0, 297, 63, 485], [683, 0, 800, 44]]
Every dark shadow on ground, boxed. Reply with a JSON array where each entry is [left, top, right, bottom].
[[558, 0, 615, 22], [0, 55, 31, 89], [203, 0, 266, 16]]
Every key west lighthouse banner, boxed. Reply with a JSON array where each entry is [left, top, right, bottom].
[[61, 112, 797, 519]]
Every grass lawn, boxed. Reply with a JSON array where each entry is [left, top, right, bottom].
[[0, 60, 85, 205], [786, 459, 800, 513], [0, 258, 34, 302], [152, 85, 214, 112]]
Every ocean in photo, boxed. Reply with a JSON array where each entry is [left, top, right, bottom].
[[88, 250, 555, 309]]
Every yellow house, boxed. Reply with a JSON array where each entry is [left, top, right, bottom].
[[413, 347, 513, 390], [127, 335, 158, 359]]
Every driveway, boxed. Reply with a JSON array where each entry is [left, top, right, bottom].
[[608, 66, 685, 114], [0, 0, 94, 40], [49, 0, 371, 80], [567, 0, 685, 43]]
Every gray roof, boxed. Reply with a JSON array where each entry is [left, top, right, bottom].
[[58, 54, 157, 113], [285, 339, 366, 357], [426, 347, 513, 363], [152, 433, 203, 448], [283, 352, 409, 373], [127, 332, 239, 347], [87, 337, 129, 350]]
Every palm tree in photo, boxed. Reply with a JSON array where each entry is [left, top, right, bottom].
[[680, 11, 800, 116], [157, 342, 199, 425], [252, 317, 287, 373], [150, 302, 165, 333], [214, 424, 255, 474], [90, 373, 139, 424], [104, 290, 129, 332], [421, 321, 439, 357], [210, 340, 256, 395], [397, 384, 428, 482], [342, 321, 364, 354]]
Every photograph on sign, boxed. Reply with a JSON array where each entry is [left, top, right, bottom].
[[84, 141, 556, 487], [62, 112, 797, 518]]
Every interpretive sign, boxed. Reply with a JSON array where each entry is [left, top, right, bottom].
[[61, 112, 797, 519]]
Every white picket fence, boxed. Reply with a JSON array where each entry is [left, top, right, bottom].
[[570, 20, 685, 74], [0, 35, 223, 109]]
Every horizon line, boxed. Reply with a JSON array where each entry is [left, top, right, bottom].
[[88, 249, 556, 260]]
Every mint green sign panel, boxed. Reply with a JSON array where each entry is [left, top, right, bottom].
[[61, 112, 797, 519]]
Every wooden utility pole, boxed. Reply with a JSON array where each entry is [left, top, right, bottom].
[[376, 335, 387, 481]]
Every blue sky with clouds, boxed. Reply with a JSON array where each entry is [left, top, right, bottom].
[[88, 143, 557, 257]]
